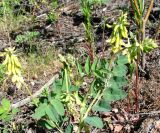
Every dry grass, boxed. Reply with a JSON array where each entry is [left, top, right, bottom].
[[21, 47, 61, 81]]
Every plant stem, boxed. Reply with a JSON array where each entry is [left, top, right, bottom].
[[141, 19, 146, 69], [94, 78, 110, 106], [65, 69, 69, 94], [77, 90, 101, 133], [50, 120, 63, 133], [102, 20, 105, 57], [144, 0, 154, 23], [130, 0, 154, 112], [24, 83, 32, 96], [131, 0, 141, 16], [141, 0, 154, 69], [82, 90, 101, 120], [135, 58, 139, 112], [109, 53, 115, 69], [23, 82, 38, 106], [82, 85, 91, 105]]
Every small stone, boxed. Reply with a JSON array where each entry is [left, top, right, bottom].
[[31, 81, 35, 86], [112, 108, 118, 113], [102, 7, 107, 12]]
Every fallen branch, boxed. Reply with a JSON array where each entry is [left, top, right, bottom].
[[131, 110, 160, 116], [11, 74, 59, 108]]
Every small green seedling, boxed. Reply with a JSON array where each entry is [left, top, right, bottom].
[[15, 31, 40, 44]]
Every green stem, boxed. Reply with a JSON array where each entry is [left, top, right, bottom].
[[77, 90, 101, 132], [81, 77, 94, 107], [54, 124, 63, 133], [109, 53, 115, 69], [64, 69, 69, 94], [141, 19, 146, 69], [23, 82, 32, 96], [82, 88, 90, 107], [82, 90, 101, 120], [78, 76, 111, 132], [49, 120, 63, 133], [79, 76, 111, 131], [144, 0, 154, 23], [135, 57, 139, 113], [23, 82, 38, 106]]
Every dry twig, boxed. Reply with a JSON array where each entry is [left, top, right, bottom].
[[11, 74, 59, 108]]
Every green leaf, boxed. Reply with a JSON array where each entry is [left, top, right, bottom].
[[100, 58, 108, 69], [77, 61, 84, 77], [129, 63, 136, 77], [99, 69, 110, 75], [112, 64, 127, 77], [58, 54, 68, 65], [103, 77, 127, 101], [12, 108, 19, 115], [65, 124, 73, 133], [70, 85, 79, 92], [63, 116, 69, 122], [2, 128, 8, 133], [3, 114, 12, 122], [117, 55, 128, 65], [50, 105, 60, 121], [45, 105, 58, 123], [0, 107, 4, 114], [15, 35, 25, 43], [52, 79, 63, 93], [114, 77, 128, 87], [45, 120, 55, 129], [38, 120, 55, 129], [94, 70, 103, 79], [90, 80, 97, 97], [92, 100, 111, 112], [92, 104, 111, 112], [50, 99, 65, 116], [62, 70, 69, 91], [0, 112, 8, 120], [142, 38, 158, 53], [1, 98, 10, 111], [91, 58, 98, 71], [92, 78, 104, 92], [32, 103, 47, 120], [103, 88, 126, 101], [16, 31, 39, 43], [85, 57, 91, 75], [99, 100, 111, 109], [84, 116, 104, 128]]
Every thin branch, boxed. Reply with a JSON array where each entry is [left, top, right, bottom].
[[11, 74, 59, 108], [131, 110, 160, 116], [144, 0, 154, 23]]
